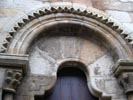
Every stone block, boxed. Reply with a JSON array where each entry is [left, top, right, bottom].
[[0, 89, 3, 100], [80, 38, 106, 65], [89, 54, 114, 77], [94, 77, 124, 94], [14, 95, 34, 100], [106, 10, 131, 23], [49, 0, 62, 2], [63, 0, 72, 1], [92, 0, 133, 11], [16, 74, 56, 96], [0, 8, 24, 17], [0, 0, 46, 13], [123, 23, 133, 32], [72, 0, 92, 6], [120, 0, 133, 2], [0, 68, 5, 88], [33, 0, 50, 3], [130, 13, 133, 22]]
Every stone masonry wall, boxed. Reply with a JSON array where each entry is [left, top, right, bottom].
[[0, 0, 133, 100]]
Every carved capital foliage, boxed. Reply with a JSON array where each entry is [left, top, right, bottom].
[[113, 59, 133, 94], [119, 73, 133, 94], [0, 53, 29, 94], [4, 70, 23, 93]]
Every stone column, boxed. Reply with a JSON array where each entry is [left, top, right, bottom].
[[0, 53, 28, 100], [4, 94, 13, 100], [113, 60, 133, 100], [119, 73, 133, 100], [3, 70, 22, 100]]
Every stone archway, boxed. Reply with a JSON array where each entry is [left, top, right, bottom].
[[0, 2, 132, 100]]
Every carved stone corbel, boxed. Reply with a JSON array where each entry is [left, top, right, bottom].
[[113, 60, 133, 100]]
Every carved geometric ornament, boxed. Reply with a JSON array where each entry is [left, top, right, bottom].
[[0, 2, 132, 53]]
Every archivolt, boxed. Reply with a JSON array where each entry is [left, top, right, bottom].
[[1, 2, 132, 59]]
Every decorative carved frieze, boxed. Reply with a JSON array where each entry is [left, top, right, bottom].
[[4, 70, 23, 93], [113, 59, 133, 94]]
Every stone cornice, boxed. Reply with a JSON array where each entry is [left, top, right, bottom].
[[113, 60, 133, 94], [113, 59, 133, 77], [0, 2, 132, 53], [0, 53, 29, 74]]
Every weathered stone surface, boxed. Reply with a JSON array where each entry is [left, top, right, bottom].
[[0, 0, 46, 13], [123, 23, 133, 32], [0, 8, 24, 17], [4, 70, 23, 93], [29, 49, 57, 75], [14, 95, 34, 100], [80, 38, 107, 65], [106, 10, 131, 23], [49, 0, 62, 2], [130, 13, 133, 22], [120, 0, 133, 2], [94, 77, 123, 94], [127, 94, 133, 100], [89, 54, 114, 77], [92, 0, 133, 12], [16, 74, 56, 95], [72, 0, 92, 6], [0, 89, 2, 100], [59, 37, 83, 59], [112, 97, 127, 100], [0, 68, 5, 88], [29, 35, 109, 75], [0, 1, 133, 100]]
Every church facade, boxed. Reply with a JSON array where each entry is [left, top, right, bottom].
[[0, 0, 133, 100]]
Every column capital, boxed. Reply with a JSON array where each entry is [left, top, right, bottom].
[[0, 53, 29, 94], [4, 70, 23, 94], [113, 59, 133, 94]]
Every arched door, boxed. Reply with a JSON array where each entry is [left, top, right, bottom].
[[43, 67, 98, 100]]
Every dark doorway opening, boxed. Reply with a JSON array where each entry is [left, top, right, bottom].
[[35, 67, 98, 100]]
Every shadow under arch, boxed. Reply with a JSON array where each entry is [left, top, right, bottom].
[[57, 61, 89, 81]]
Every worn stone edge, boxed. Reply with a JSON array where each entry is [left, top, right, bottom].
[[113, 59, 133, 77], [0, 53, 29, 74]]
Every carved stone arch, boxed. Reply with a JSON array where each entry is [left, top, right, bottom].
[[34, 59, 112, 100], [0, 2, 132, 59], [0, 2, 133, 100], [43, 60, 100, 99], [56, 60, 110, 99]]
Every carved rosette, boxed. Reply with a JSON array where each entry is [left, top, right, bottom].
[[113, 60, 133, 94], [4, 70, 23, 94]]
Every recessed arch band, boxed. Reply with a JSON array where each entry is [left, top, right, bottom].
[[1, 2, 132, 59]]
